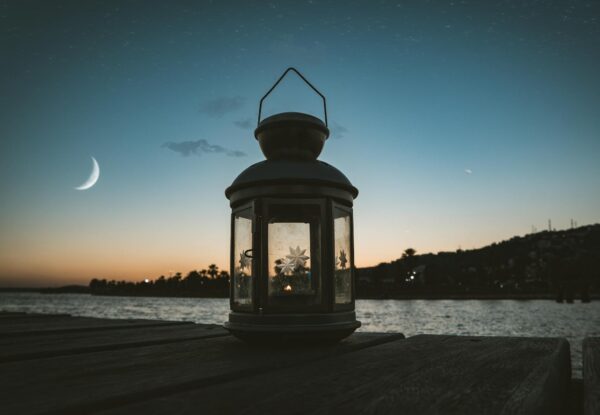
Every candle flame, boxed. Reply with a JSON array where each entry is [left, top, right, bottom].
[[283, 284, 292, 292]]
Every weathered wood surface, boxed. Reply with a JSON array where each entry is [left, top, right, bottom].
[[0, 311, 63, 318], [0, 313, 573, 415], [584, 338, 600, 415], [0, 314, 189, 336], [105, 335, 571, 415], [0, 322, 227, 362], [0, 313, 402, 415]]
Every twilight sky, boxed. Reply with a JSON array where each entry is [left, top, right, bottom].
[[1, 0, 599, 286]]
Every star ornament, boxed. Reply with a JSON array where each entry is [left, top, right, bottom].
[[239, 251, 251, 270], [276, 257, 296, 275], [286, 246, 309, 269], [338, 249, 348, 269]]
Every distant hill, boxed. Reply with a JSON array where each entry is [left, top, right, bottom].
[[356, 224, 600, 300]]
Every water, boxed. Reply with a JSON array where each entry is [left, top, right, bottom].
[[2, 293, 599, 378]]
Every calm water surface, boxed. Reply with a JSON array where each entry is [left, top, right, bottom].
[[2, 293, 599, 378]]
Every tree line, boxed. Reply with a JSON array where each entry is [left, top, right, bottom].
[[88, 224, 600, 300], [89, 264, 229, 297]]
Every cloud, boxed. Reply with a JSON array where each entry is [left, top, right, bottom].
[[200, 96, 245, 117], [330, 121, 348, 139], [234, 118, 253, 130], [162, 139, 246, 157], [464, 168, 472, 174]]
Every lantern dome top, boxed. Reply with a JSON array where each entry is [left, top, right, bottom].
[[255, 112, 329, 160], [225, 159, 358, 199], [225, 68, 358, 206]]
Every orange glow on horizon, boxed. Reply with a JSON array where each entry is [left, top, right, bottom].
[[2, 216, 596, 287]]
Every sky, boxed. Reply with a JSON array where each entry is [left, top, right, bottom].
[[1, 0, 599, 286]]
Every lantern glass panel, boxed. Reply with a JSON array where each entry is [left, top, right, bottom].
[[233, 208, 253, 307], [334, 207, 352, 304], [267, 204, 321, 306]]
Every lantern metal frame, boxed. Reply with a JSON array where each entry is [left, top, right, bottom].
[[224, 68, 360, 343]]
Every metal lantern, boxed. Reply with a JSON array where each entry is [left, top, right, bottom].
[[224, 68, 360, 343]]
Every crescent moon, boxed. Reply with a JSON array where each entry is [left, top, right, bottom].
[[75, 157, 100, 190]]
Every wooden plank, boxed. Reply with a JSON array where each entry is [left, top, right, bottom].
[[584, 338, 600, 415], [0, 331, 403, 415], [0, 313, 70, 319], [0, 315, 191, 336], [571, 379, 584, 415], [106, 335, 571, 415], [0, 311, 30, 317], [0, 323, 229, 363]]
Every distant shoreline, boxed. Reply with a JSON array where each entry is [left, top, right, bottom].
[[0, 287, 597, 301], [3, 224, 598, 301], [357, 293, 599, 301]]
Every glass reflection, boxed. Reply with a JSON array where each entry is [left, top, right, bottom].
[[233, 209, 253, 307], [266, 202, 322, 307], [268, 223, 313, 296], [334, 208, 352, 304]]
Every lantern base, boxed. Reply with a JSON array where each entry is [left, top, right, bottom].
[[224, 311, 361, 344]]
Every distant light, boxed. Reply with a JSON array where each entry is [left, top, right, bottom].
[[144, 278, 150, 283], [410, 276, 415, 280]]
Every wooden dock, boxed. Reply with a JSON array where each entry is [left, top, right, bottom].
[[0, 311, 596, 414]]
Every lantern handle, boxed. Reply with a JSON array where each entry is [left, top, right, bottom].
[[257, 67, 328, 127]]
